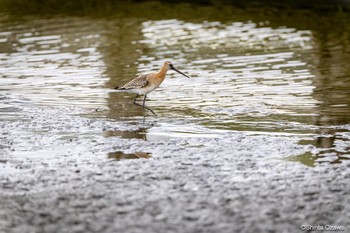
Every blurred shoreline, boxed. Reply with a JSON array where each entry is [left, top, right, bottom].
[[1, 0, 350, 15]]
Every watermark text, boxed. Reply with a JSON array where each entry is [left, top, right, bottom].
[[301, 225, 346, 231]]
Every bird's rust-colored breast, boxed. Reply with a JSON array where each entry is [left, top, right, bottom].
[[148, 70, 167, 87]]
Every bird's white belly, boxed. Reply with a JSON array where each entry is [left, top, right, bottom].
[[134, 84, 158, 95]]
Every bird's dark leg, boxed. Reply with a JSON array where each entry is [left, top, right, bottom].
[[133, 95, 157, 116], [142, 95, 147, 113], [133, 94, 139, 104], [142, 95, 147, 123], [147, 109, 156, 116]]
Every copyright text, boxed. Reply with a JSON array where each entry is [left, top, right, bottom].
[[301, 225, 346, 231]]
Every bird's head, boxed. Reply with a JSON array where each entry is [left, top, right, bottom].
[[164, 61, 190, 78]]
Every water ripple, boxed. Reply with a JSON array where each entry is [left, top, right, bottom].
[[138, 20, 316, 126], [0, 17, 107, 107]]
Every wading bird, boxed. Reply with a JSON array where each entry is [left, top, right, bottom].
[[115, 61, 190, 117]]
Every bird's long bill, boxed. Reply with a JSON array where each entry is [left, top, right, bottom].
[[171, 66, 190, 78]]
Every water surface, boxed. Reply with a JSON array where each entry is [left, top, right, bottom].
[[1, 3, 350, 165]]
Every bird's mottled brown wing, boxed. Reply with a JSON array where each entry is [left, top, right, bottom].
[[120, 73, 150, 89]]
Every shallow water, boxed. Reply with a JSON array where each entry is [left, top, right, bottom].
[[0, 4, 350, 166]]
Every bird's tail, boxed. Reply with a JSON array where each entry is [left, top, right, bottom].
[[113, 86, 130, 93]]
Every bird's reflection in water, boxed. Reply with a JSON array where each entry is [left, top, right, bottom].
[[108, 151, 152, 160], [104, 128, 147, 140]]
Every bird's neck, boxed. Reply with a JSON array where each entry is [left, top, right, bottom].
[[157, 65, 169, 80]]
